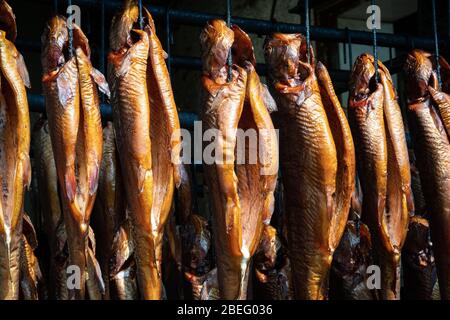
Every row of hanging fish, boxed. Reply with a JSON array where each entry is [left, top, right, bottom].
[[0, 0, 448, 300]]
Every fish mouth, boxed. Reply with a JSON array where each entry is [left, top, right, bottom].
[[349, 53, 377, 101], [200, 19, 234, 78], [264, 33, 309, 82]]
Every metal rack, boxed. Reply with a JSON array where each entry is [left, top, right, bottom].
[[20, 0, 444, 127]]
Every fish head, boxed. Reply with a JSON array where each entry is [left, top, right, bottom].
[[200, 19, 234, 80], [110, 1, 139, 52], [264, 33, 302, 82], [183, 215, 211, 275], [231, 24, 256, 68], [254, 226, 280, 271], [41, 16, 68, 73], [349, 53, 377, 102], [403, 216, 431, 256], [0, 0, 16, 42], [404, 49, 434, 101]]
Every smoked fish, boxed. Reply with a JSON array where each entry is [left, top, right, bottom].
[[91, 122, 133, 299], [348, 54, 412, 300], [200, 20, 278, 299], [19, 213, 45, 300], [252, 225, 292, 300], [404, 49, 450, 299], [329, 221, 377, 300], [402, 216, 435, 300], [0, 0, 31, 300], [108, 0, 181, 299], [42, 16, 106, 299], [32, 119, 68, 299], [264, 33, 355, 299]]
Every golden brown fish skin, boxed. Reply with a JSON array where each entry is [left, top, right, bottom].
[[402, 216, 435, 300], [428, 86, 450, 139], [42, 16, 105, 299], [42, 17, 82, 300], [405, 50, 450, 299], [0, 0, 16, 42], [201, 20, 246, 300], [264, 33, 342, 300], [0, 26, 31, 300], [108, 5, 157, 297], [143, 8, 182, 188], [349, 53, 412, 300], [316, 62, 356, 250], [19, 213, 45, 300], [349, 56, 394, 300], [201, 20, 278, 299], [142, 9, 181, 281]]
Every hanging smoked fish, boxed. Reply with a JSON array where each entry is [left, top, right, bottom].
[[200, 20, 278, 299], [264, 33, 355, 299], [19, 213, 45, 300], [404, 49, 450, 299], [41, 16, 107, 299], [91, 122, 137, 299], [32, 119, 69, 299], [348, 53, 412, 300], [108, 0, 181, 299], [0, 0, 31, 300]]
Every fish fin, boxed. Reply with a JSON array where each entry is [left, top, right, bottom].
[[88, 161, 100, 195], [405, 187, 415, 214], [87, 246, 106, 295], [162, 50, 168, 60], [91, 67, 111, 98], [22, 153, 31, 188], [429, 86, 450, 106], [138, 165, 152, 194], [56, 71, 75, 107], [113, 51, 133, 78], [64, 167, 77, 202], [22, 212, 38, 250], [260, 83, 277, 113], [16, 52, 31, 88]]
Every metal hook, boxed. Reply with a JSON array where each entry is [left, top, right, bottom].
[[67, 0, 73, 58], [304, 0, 310, 64], [432, 0, 442, 89], [270, 0, 278, 22], [371, 0, 379, 84], [226, 0, 233, 82], [347, 28, 353, 70], [138, 0, 144, 30]]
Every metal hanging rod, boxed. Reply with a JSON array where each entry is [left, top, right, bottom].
[[61, 0, 437, 50]]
